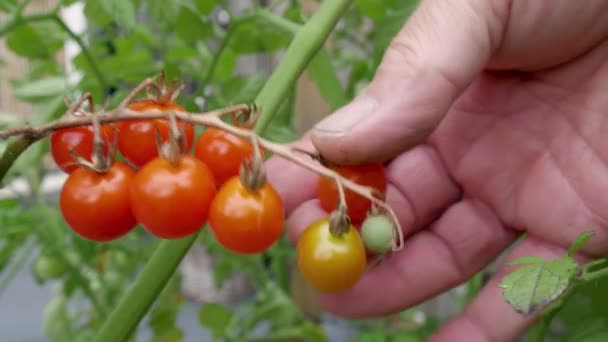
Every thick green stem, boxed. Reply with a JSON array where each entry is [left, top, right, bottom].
[[254, 0, 352, 132], [256, 9, 301, 34], [93, 1, 351, 340], [0, 137, 35, 183], [92, 235, 198, 341]]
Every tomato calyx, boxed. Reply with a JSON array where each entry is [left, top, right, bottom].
[[328, 204, 352, 237], [67, 114, 118, 173], [156, 112, 189, 166], [149, 72, 184, 105], [238, 136, 266, 191], [228, 104, 259, 129]]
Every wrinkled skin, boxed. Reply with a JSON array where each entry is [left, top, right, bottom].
[[265, 0, 608, 341]]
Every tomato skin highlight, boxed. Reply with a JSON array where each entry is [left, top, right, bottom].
[[50, 125, 115, 173], [59, 161, 137, 242], [317, 163, 387, 224], [297, 217, 367, 293], [117, 99, 195, 168], [194, 128, 258, 186], [209, 177, 285, 254], [129, 155, 216, 239]]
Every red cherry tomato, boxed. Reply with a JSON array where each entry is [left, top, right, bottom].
[[50, 125, 115, 173], [59, 161, 137, 242], [317, 163, 387, 224], [117, 99, 195, 168], [129, 155, 217, 239], [209, 177, 285, 254], [194, 128, 260, 186]]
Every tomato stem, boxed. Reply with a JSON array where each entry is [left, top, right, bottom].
[[156, 111, 187, 167], [239, 135, 267, 191], [329, 204, 351, 237], [117, 77, 161, 110]]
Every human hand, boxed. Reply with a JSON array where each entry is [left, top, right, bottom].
[[266, 0, 608, 340]]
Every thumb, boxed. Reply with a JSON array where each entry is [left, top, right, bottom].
[[311, 0, 508, 164]]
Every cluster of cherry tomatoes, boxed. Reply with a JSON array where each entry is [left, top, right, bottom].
[[50, 97, 284, 255], [49, 92, 397, 294], [297, 163, 393, 293]]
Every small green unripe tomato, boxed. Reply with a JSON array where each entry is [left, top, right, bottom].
[[361, 214, 395, 253], [33, 255, 67, 283]]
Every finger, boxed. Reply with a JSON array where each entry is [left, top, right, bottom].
[[265, 138, 319, 213], [311, 0, 510, 164], [286, 145, 461, 244], [429, 236, 590, 342], [286, 199, 326, 245], [316, 199, 516, 318]]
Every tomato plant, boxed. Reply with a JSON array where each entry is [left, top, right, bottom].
[[317, 163, 388, 224], [50, 125, 115, 173], [59, 161, 138, 242], [194, 128, 258, 186], [208, 176, 284, 254], [117, 99, 195, 168], [129, 155, 216, 239], [296, 217, 367, 293]]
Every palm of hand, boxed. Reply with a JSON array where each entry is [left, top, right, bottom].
[[431, 47, 608, 256]]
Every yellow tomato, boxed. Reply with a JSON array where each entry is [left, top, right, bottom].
[[296, 217, 367, 293]]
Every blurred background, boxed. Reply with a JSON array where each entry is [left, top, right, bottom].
[[0, 0, 544, 341]]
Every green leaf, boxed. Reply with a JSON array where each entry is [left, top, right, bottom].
[[99, 0, 137, 30], [6, 23, 62, 59], [555, 276, 608, 340], [499, 255, 578, 316], [198, 303, 233, 337], [297, 324, 328, 342], [354, 0, 386, 21], [569, 231, 595, 256], [0, 0, 18, 12], [308, 49, 348, 110], [147, 0, 180, 30], [214, 48, 238, 82], [507, 256, 546, 266], [565, 319, 608, 342], [192, 0, 217, 14], [370, 2, 418, 66], [12, 77, 67, 102], [175, 5, 212, 43], [230, 18, 292, 53], [221, 74, 265, 104], [151, 326, 184, 342], [42, 295, 75, 342]]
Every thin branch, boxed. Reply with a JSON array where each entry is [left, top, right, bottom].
[[52, 15, 108, 89], [0, 12, 55, 36]]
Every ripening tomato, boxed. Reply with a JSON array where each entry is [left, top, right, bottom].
[[317, 163, 387, 224], [59, 161, 137, 242], [194, 128, 261, 186], [50, 125, 115, 173], [129, 155, 216, 239], [297, 217, 367, 293], [117, 99, 195, 168], [208, 176, 284, 254]]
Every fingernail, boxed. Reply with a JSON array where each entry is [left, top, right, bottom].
[[312, 93, 378, 138]]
